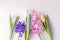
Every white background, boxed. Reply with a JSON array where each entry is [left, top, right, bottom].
[[0, 0, 60, 40]]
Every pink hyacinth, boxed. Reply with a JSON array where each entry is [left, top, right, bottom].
[[31, 11, 44, 34]]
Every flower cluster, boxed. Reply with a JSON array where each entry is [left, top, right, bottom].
[[31, 11, 44, 34], [15, 21, 26, 37], [9, 10, 52, 40], [30, 10, 52, 40]]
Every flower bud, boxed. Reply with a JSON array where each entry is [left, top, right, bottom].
[[40, 15, 46, 23]]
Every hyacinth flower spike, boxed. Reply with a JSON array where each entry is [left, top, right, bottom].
[[9, 16, 19, 40], [40, 15, 52, 40], [15, 21, 26, 40], [25, 14, 31, 40], [31, 11, 44, 40]]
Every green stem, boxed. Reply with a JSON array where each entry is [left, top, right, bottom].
[[24, 32, 26, 40], [10, 29, 13, 40], [38, 29, 42, 40], [39, 34, 42, 40]]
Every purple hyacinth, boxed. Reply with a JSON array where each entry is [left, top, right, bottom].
[[15, 21, 26, 37]]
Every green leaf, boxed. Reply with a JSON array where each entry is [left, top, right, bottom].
[[9, 16, 19, 40], [9, 16, 13, 30], [25, 14, 31, 40], [45, 16, 52, 40], [12, 16, 19, 30]]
